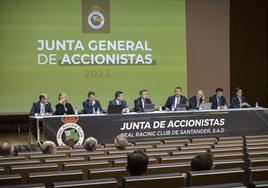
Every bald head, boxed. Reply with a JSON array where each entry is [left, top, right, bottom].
[[84, 137, 98, 151], [0, 142, 12, 157], [115, 134, 128, 150], [196, 90, 204, 99], [41, 141, 56, 154]]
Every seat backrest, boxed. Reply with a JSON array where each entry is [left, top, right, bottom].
[[148, 162, 190, 174], [0, 174, 22, 186], [122, 172, 185, 188], [28, 170, 83, 188], [11, 163, 58, 183], [0, 183, 46, 188], [53, 178, 117, 188], [112, 157, 157, 167], [88, 167, 127, 183], [252, 180, 268, 188], [187, 168, 246, 186], [250, 166, 268, 182], [249, 157, 268, 167]]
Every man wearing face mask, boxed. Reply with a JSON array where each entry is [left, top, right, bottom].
[[30, 93, 53, 116], [134, 89, 153, 112]]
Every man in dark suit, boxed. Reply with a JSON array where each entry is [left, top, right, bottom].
[[109, 91, 128, 112], [189, 90, 205, 109], [29, 93, 53, 116], [83, 91, 103, 114], [230, 87, 250, 108], [134, 89, 153, 112], [209, 88, 228, 109], [164, 87, 187, 110]]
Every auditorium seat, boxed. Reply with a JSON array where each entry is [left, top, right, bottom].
[[213, 159, 245, 169], [187, 182, 246, 188], [249, 166, 268, 181], [147, 162, 190, 174], [108, 150, 134, 155], [162, 139, 189, 145], [126, 145, 153, 150], [245, 135, 268, 140], [252, 180, 268, 188], [246, 142, 268, 147], [214, 152, 244, 160], [145, 147, 179, 153], [44, 157, 85, 170], [112, 157, 157, 167], [249, 157, 268, 167], [30, 153, 66, 163], [209, 147, 244, 154], [63, 160, 110, 179], [28, 170, 83, 188], [88, 167, 128, 183], [122, 172, 185, 188], [69, 151, 106, 159], [0, 159, 40, 173], [0, 167, 5, 174], [89, 154, 127, 165], [0, 156, 25, 161], [0, 183, 45, 188], [172, 150, 207, 156], [18, 152, 43, 159], [0, 174, 22, 185], [248, 151, 268, 158], [180, 146, 212, 151], [156, 143, 185, 148], [160, 155, 194, 163], [134, 140, 162, 146], [186, 168, 246, 186], [187, 142, 215, 147], [213, 143, 244, 148], [53, 178, 117, 188], [247, 146, 268, 153], [217, 136, 243, 142], [191, 138, 217, 143], [11, 163, 58, 183]]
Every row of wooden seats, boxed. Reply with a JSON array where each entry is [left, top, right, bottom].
[[1, 166, 268, 187]]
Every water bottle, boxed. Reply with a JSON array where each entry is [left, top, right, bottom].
[[255, 102, 259, 108], [159, 106, 162, 112], [74, 108, 78, 115], [171, 105, 175, 111], [92, 107, 95, 114], [96, 107, 100, 114]]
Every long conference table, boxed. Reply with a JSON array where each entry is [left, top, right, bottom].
[[29, 108, 268, 146]]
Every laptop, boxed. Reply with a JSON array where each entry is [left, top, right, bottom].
[[107, 105, 123, 114], [199, 102, 212, 110], [144, 104, 155, 112]]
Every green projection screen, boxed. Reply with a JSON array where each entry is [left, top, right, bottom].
[[0, 0, 187, 113]]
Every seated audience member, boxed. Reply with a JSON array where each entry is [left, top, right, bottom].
[[109, 91, 129, 113], [55, 92, 75, 115], [191, 152, 214, 171], [189, 90, 205, 109], [114, 134, 128, 150], [209, 88, 228, 109], [13, 144, 40, 156], [134, 89, 153, 112], [230, 87, 250, 108], [84, 137, 98, 152], [164, 87, 187, 110], [83, 91, 103, 114], [0, 142, 12, 157], [41, 141, 57, 154], [30, 93, 53, 116], [127, 150, 149, 176]]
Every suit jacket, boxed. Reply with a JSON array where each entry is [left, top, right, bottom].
[[83, 99, 103, 114], [209, 95, 228, 109], [109, 99, 128, 109], [29, 101, 53, 116], [54, 103, 74, 115], [230, 96, 247, 108], [134, 97, 152, 112], [164, 95, 187, 110], [189, 96, 204, 109]]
